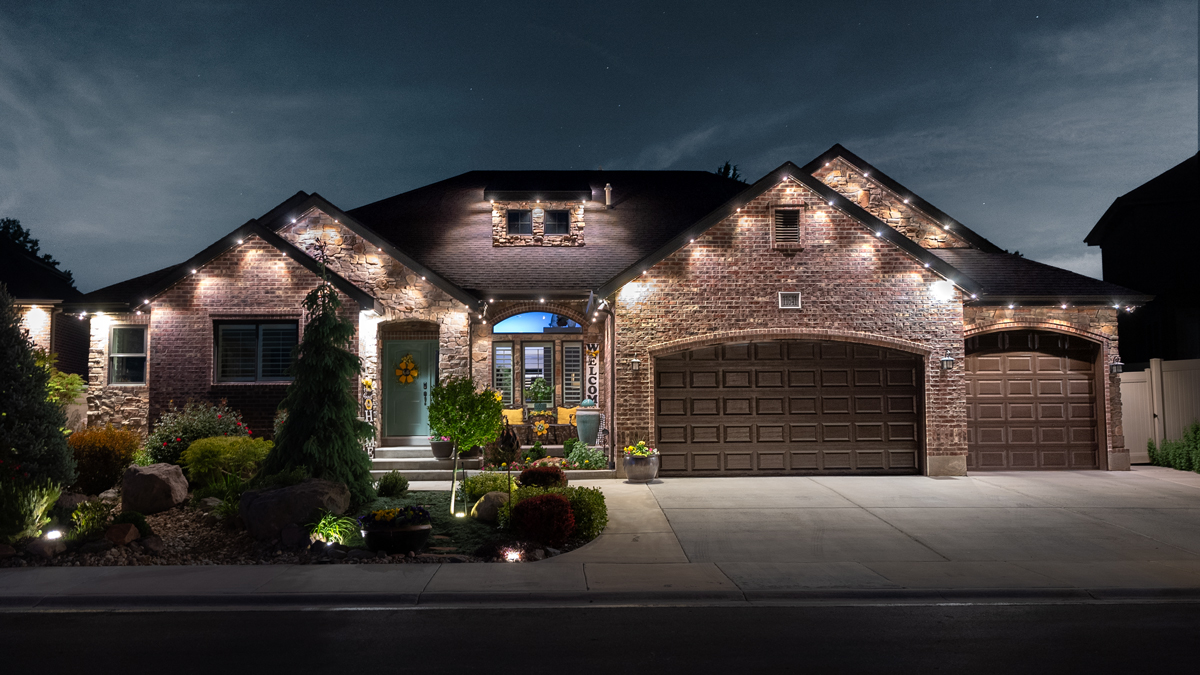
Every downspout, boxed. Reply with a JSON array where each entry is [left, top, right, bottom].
[[607, 299, 617, 469]]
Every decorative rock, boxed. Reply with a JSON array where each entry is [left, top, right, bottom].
[[26, 538, 66, 559], [106, 523, 141, 545], [470, 491, 510, 524], [57, 493, 91, 513], [140, 534, 164, 554], [238, 479, 351, 541], [198, 497, 223, 512], [280, 524, 312, 550], [328, 548, 348, 560], [347, 549, 373, 560], [544, 546, 562, 557], [530, 548, 545, 561], [79, 539, 115, 554], [98, 489, 120, 504], [0, 543, 15, 559], [121, 464, 188, 514]]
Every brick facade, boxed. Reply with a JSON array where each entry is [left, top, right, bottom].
[[17, 305, 53, 353], [491, 202, 585, 246], [612, 177, 970, 475]]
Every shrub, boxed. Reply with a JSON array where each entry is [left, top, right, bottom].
[[498, 485, 608, 541], [565, 443, 606, 470], [307, 508, 359, 544], [112, 511, 153, 538], [70, 499, 111, 539], [213, 497, 240, 523], [0, 285, 75, 486], [376, 471, 409, 498], [68, 425, 140, 495], [520, 441, 547, 465], [0, 479, 62, 543], [1149, 422, 1200, 473], [520, 465, 567, 489], [34, 348, 86, 408], [179, 436, 273, 486], [463, 472, 518, 502], [512, 493, 575, 546], [485, 424, 521, 467], [252, 465, 312, 491], [147, 400, 250, 465], [192, 473, 246, 504]]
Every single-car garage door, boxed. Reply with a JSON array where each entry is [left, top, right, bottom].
[[654, 341, 923, 475], [965, 330, 1100, 470]]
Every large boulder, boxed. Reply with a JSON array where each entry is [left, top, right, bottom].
[[122, 464, 188, 514], [470, 491, 510, 524], [239, 479, 351, 541]]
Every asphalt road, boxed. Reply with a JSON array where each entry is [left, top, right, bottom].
[[3, 602, 1196, 674]]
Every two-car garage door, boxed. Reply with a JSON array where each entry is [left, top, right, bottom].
[[654, 340, 923, 475]]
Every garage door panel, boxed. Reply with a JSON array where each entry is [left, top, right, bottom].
[[966, 330, 1099, 470], [655, 340, 920, 475], [660, 454, 688, 471]]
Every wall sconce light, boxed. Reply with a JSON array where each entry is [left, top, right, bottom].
[[630, 358, 641, 372], [1110, 362, 1124, 374], [940, 350, 955, 371]]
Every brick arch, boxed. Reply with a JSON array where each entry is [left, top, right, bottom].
[[964, 319, 1112, 349], [647, 327, 932, 359], [487, 302, 588, 327], [378, 319, 440, 340]]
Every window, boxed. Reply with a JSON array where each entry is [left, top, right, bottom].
[[544, 210, 570, 235], [507, 209, 532, 235], [493, 342, 514, 406], [563, 342, 583, 406], [216, 322, 298, 382], [772, 207, 803, 249], [492, 312, 582, 334], [523, 342, 554, 406], [109, 326, 146, 384]]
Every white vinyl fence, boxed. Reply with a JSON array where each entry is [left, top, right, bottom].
[[1120, 358, 1200, 463]]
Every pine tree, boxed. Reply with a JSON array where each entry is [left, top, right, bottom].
[[260, 259, 374, 504], [0, 284, 76, 486]]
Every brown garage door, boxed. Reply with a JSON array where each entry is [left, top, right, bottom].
[[654, 341, 923, 475], [966, 330, 1100, 470]]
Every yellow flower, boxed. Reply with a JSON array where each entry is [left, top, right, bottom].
[[493, 391, 503, 402]]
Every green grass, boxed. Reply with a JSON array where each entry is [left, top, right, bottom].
[[354, 491, 511, 556]]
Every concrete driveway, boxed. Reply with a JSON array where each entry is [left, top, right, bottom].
[[558, 466, 1200, 592]]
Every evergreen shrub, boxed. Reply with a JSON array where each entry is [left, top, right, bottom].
[[463, 472, 518, 502], [179, 436, 272, 486], [519, 465, 567, 489], [498, 485, 608, 540], [376, 471, 409, 498], [146, 400, 249, 465], [511, 493, 574, 546], [1148, 422, 1200, 473], [68, 425, 140, 495]]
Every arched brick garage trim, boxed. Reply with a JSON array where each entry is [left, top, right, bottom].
[[487, 301, 588, 327], [648, 328, 932, 359], [961, 320, 1123, 471]]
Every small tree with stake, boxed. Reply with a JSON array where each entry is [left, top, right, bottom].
[[427, 376, 502, 514], [259, 248, 375, 505]]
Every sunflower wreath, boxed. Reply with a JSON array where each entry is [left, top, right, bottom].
[[394, 354, 419, 384]]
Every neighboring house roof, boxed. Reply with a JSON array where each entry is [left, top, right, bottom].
[[929, 249, 1151, 304], [0, 239, 82, 303], [346, 170, 748, 297], [1084, 152, 1198, 246], [74, 220, 381, 314]]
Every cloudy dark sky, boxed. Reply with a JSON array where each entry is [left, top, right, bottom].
[[1, 0, 1195, 292]]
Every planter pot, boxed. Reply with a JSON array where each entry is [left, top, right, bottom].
[[623, 454, 660, 483], [361, 524, 432, 555], [532, 402, 549, 411], [575, 409, 601, 446], [430, 441, 454, 459]]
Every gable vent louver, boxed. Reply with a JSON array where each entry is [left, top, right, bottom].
[[778, 292, 801, 309], [772, 208, 803, 250]]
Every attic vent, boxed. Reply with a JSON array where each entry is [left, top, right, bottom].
[[771, 207, 803, 250], [778, 292, 802, 309]]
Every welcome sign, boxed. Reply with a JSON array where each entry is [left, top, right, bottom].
[[585, 342, 600, 402]]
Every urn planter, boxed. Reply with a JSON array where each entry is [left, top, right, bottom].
[[575, 408, 601, 446], [361, 524, 432, 555], [623, 455, 660, 483], [430, 441, 454, 459]]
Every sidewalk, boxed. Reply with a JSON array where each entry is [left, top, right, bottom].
[[2, 467, 1199, 609]]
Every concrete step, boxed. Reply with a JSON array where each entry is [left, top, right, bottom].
[[371, 457, 482, 472], [374, 447, 437, 459], [368, 468, 617, 481], [381, 436, 431, 447]]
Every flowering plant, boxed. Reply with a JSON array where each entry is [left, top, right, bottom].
[[358, 505, 431, 530], [428, 435, 452, 442], [622, 441, 658, 457]]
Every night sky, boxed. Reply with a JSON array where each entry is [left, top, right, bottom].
[[1, 1, 1195, 292]]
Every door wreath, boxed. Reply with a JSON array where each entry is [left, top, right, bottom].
[[394, 354, 419, 384]]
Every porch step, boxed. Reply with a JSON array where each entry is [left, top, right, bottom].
[[374, 447, 437, 459], [381, 436, 432, 447], [368, 468, 618, 481], [371, 457, 483, 472]]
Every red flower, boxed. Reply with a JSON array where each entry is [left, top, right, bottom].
[[175, 437, 181, 442], [236, 422, 242, 426], [217, 414, 222, 418], [162, 442, 167, 447]]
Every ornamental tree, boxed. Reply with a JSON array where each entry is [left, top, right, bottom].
[[427, 376, 503, 455], [0, 284, 76, 486], [260, 271, 375, 504]]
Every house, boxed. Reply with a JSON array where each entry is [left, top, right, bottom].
[[1084, 152, 1199, 365], [75, 145, 1149, 475], [2, 237, 88, 377]]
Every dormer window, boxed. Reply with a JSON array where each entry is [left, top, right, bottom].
[[771, 205, 804, 250], [544, 210, 570, 235], [507, 210, 532, 235]]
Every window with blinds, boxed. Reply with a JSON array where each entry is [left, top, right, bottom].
[[493, 342, 514, 406], [773, 208, 802, 248], [216, 322, 297, 382], [563, 342, 583, 406], [523, 342, 554, 406]]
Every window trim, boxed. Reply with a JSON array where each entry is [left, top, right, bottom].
[[770, 204, 805, 250], [544, 210, 571, 236], [507, 209, 533, 235], [493, 341, 514, 407], [214, 321, 298, 384], [108, 325, 147, 385]]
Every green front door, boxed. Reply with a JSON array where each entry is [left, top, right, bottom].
[[383, 340, 438, 437]]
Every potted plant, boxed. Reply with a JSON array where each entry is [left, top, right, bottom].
[[428, 434, 454, 459], [622, 441, 660, 483], [359, 505, 433, 554], [575, 397, 601, 446], [523, 377, 553, 411]]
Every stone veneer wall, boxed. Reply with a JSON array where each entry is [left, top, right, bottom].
[[88, 311, 151, 436], [613, 177, 970, 475], [491, 202, 585, 246], [964, 305, 1127, 469], [813, 158, 966, 249]]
